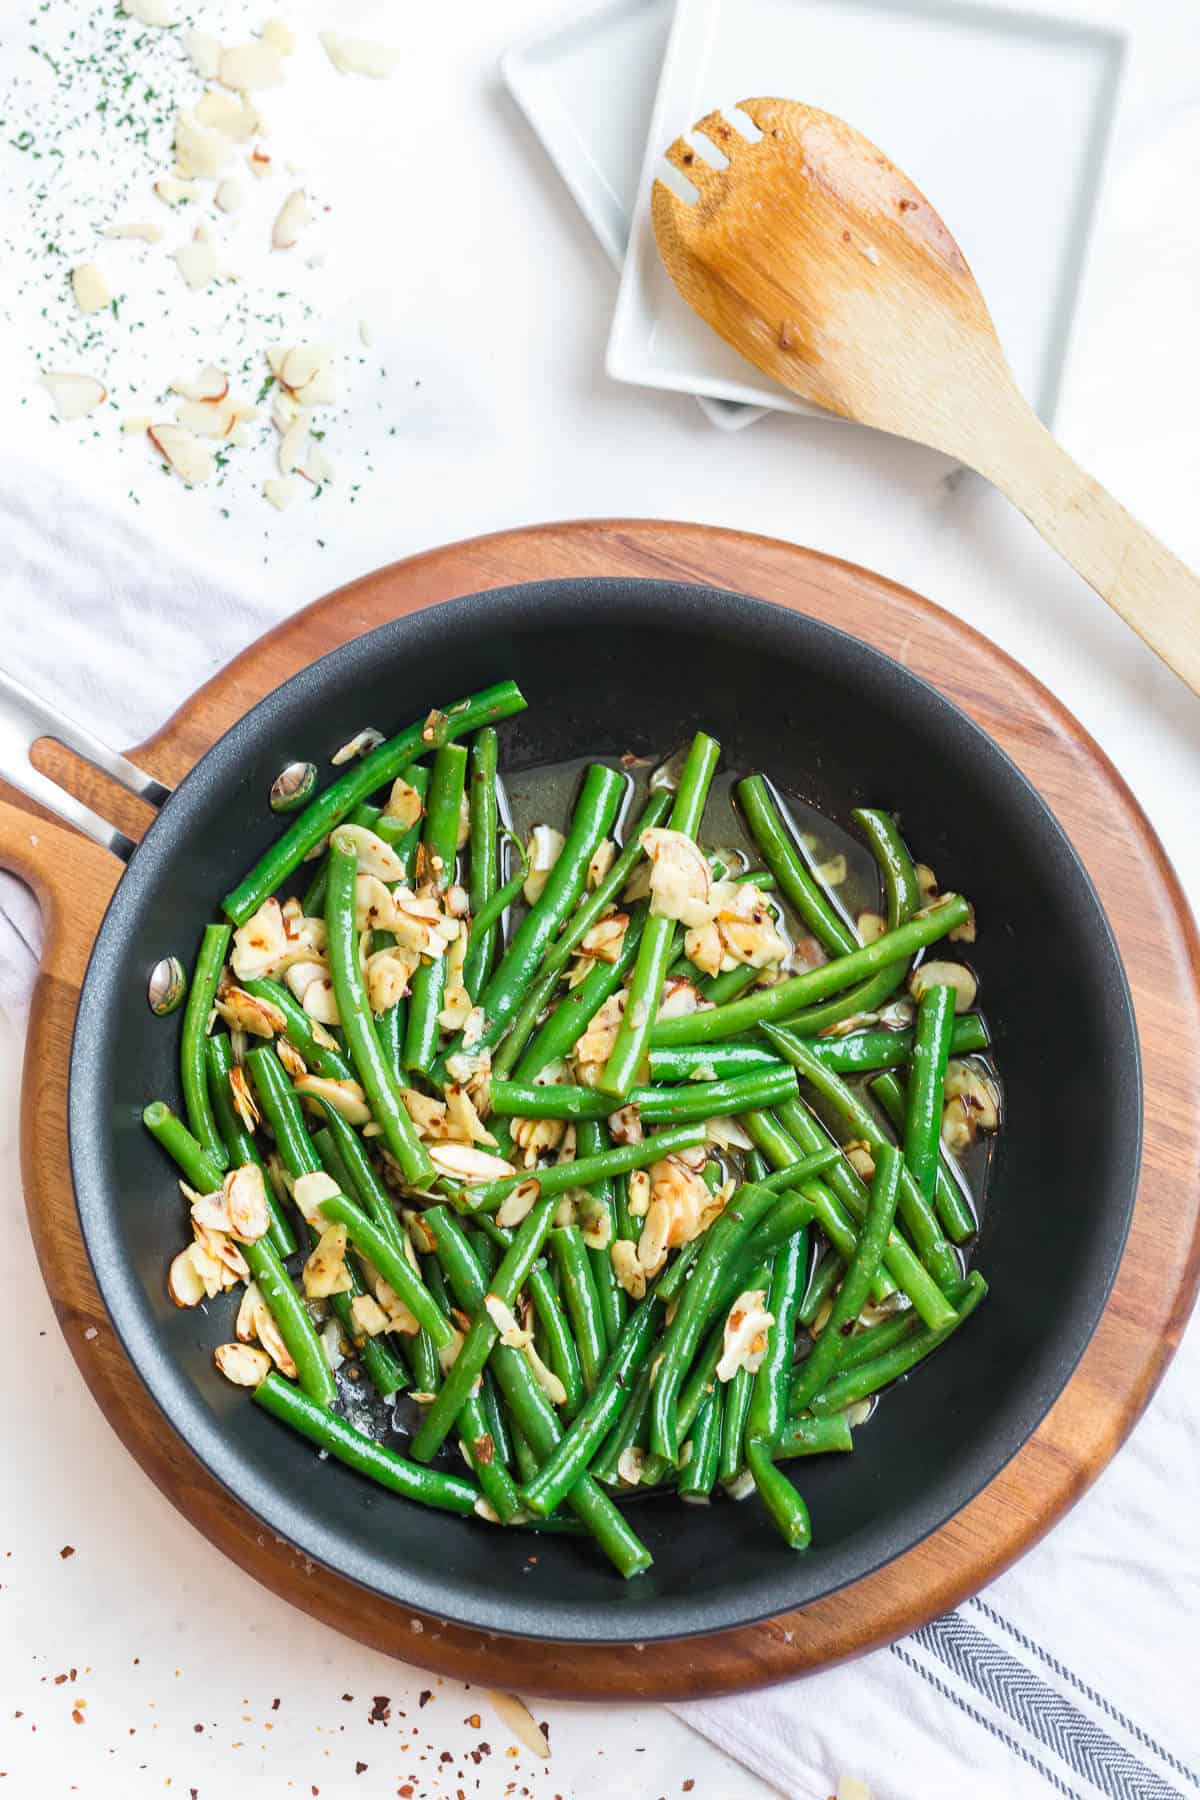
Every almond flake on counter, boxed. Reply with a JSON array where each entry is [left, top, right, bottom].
[[148, 423, 215, 485], [122, 415, 152, 434], [195, 88, 263, 143], [247, 146, 272, 179], [176, 395, 254, 439], [261, 17, 296, 55], [154, 175, 200, 206], [171, 364, 228, 402], [215, 178, 245, 214], [175, 108, 234, 180], [121, 0, 175, 24], [219, 41, 286, 93], [272, 189, 312, 250], [484, 1691, 550, 1760], [303, 440, 335, 485], [278, 417, 309, 474], [70, 264, 110, 315], [183, 29, 222, 78], [103, 220, 163, 243], [277, 342, 335, 404], [41, 373, 107, 421], [318, 30, 402, 79], [173, 239, 219, 292]]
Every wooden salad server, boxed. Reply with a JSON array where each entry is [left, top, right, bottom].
[[652, 98, 1200, 696]]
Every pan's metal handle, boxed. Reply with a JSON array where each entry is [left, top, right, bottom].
[[0, 669, 171, 862]]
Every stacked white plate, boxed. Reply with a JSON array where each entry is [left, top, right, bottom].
[[503, 0, 1125, 431]]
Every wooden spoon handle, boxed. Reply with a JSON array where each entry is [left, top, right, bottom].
[[975, 400, 1200, 696]]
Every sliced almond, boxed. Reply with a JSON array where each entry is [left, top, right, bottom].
[[292, 1170, 341, 1228], [147, 423, 214, 486], [587, 838, 615, 889], [229, 897, 290, 981], [121, 0, 174, 24], [293, 1073, 370, 1125], [484, 1293, 530, 1350], [522, 1340, 567, 1408], [278, 417, 308, 475], [350, 1294, 390, 1338], [523, 825, 564, 905], [154, 175, 200, 206], [318, 30, 402, 78], [909, 960, 977, 1012], [716, 1289, 774, 1383], [41, 373, 107, 421], [263, 476, 299, 511], [261, 17, 295, 55], [218, 41, 285, 92], [70, 264, 110, 315], [167, 1244, 207, 1307], [103, 220, 162, 243], [122, 414, 152, 433], [300, 972, 340, 1026], [195, 87, 263, 143], [223, 1164, 270, 1242], [247, 145, 272, 179], [183, 29, 221, 77], [174, 108, 234, 180], [302, 440, 335, 486], [272, 189, 312, 250], [610, 1238, 646, 1301], [383, 777, 424, 829], [214, 178, 245, 214], [235, 1281, 262, 1343], [331, 823, 405, 882], [642, 827, 713, 928], [214, 1342, 270, 1387], [171, 364, 228, 403], [303, 1223, 352, 1299], [427, 1142, 516, 1183], [252, 1296, 298, 1376], [214, 983, 285, 1037], [366, 949, 414, 1016], [495, 1178, 541, 1230], [173, 240, 218, 292]]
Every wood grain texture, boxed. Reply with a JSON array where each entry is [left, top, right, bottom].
[[652, 99, 1200, 693], [2, 519, 1198, 1701]]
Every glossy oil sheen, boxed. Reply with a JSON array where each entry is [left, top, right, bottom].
[[68, 578, 1140, 1644]]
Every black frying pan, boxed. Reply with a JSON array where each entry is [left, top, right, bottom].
[[39, 578, 1139, 1642]]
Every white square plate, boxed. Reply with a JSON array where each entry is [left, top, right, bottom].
[[605, 0, 1125, 426]]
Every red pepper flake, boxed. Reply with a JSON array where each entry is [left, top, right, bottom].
[[59, 1546, 75, 1560], [193, 1724, 203, 1734], [271, 1697, 281, 1711], [398, 1787, 414, 1798], [465, 1714, 481, 1729], [418, 1690, 433, 1708], [354, 1764, 367, 1776], [341, 1694, 353, 1703], [53, 1675, 67, 1686], [368, 1696, 390, 1725], [71, 1710, 84, 1726], [683, 1784, 696, 1793]]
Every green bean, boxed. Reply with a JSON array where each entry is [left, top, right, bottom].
[[480, 1369, 513, 1471], [446, 763, 628, 1067], [903, 984, 956, 1205], [372, 968, 407, 1089], [697, 964, 762, 1007], [310, 1128, 410, 1396], [245, 1044, 320, 1176], [743, 1106, 892, 1304], [142, 1101, 224, 1193], [411, 1194, 557, 1462], [775, 1413, 854, 1459], [325, 835, 435, 1188], [763, 1024, 959, 1291], [718, 1365, 757, 1489], [311, 1106, 408, 1261], [402, 743, 468, 1074], [851, 809, 920, 930], [871, 1072, 977, 1244], [403, 1323, 441, 1395], [239, 977, 354, 1081], [490, 1066, 797, 1126], [647, 1044, 782, 1084], [809, 1271, 988, 1414], [679, 1389, 724, 1502], [798, 1249, 844, 1328], [740, 1192, 818, 1264], [650, 897, 970, 1047], [181, 923, 232, 1172], [510, 1419, 540, 1485], [492, 791, 674, 1079], [453, 1120, 707, 1215], [592, 1363, 653, 1486], [520, 1293, 661, 1516], [737, 776, 857, 955], [758, 1148, 844, 1191], [526, 1260, 584, 1420], [512, 906, 649, 1084], [254, 1371, 479, 1513], [599, 733, 721, 1097], [462, 729, 499, 999], [204, 1035, 297, 1258], [462, 849, 527, 947], [223, 681, 526, 926], [804, 1014, 990, 1074], [746, 1228, 811, 1547], [770, 966, 909, 1040], [550, 1227, 607, 1394], [790, 1145, 902, 1413], [422, 1206, 651, 1576], [571, 1119, 626, 1350], [649, 1180, 779, 1465]]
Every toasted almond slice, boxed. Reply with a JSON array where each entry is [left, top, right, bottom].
[[168, 1244, 206, 1306], [235, 1281, 262, 1343], [252, 1296, 298, 1376], [171, 363, 228, 402], [174, 396, 236, 437], [173, 240, 218, 292], [303, 1223, 352, 1299], [642, 827, 713, 928], [279, 342, 328, 394], [70, 264, 110, 315], [521, 1341, 567, 1408], [214, 983, 285, 1037], [189, 1186, 233, 1234], [587, 838, 615, 888], [292, 1170, 341, 1228], [224, 1163, 270, 1242], [121, 0, 174, 24], [294, 1073, 370, 1125], [272, 188, 312, 250], [263, 476, 298, 511], [482, 1692, 549, 1761], [247, 145, 272, 179], [154, 175, 200, 206], [427, 1142, 517, 1183], [716, 1288, 774, 1383], [214, 1341, 270, 1387], [195, 88, 263, 142], [495, 1177, 541, 1230], [183, 28, 221, 77], [365, 949, 414, 1016], [484, 1294, 530, 1350], [331, 823, 406, 882], [617, 1446, 645, 1488], [523, 825, 564, 905], [41, 373, 107, 421], [445, 1082, 495, 1148], [350, 1294, 390, 1338], [318, 29, 402, 78], [383, 776, 424, 829], [147, 423, 214, 485], [610, 1238, 646, 1301], [909, 960, 977, 1012], [299, 972, 339, 1025], [219, 41, 285, 92], [103, 220, 162, 243], [174, 108, 234, 180], [284, 959, 329, 1004]]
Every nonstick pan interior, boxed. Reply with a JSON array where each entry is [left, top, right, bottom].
[[69, 578, 1140, 1643]]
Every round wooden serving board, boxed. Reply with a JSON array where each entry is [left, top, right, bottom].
[[3, 520, 1198, 1702]]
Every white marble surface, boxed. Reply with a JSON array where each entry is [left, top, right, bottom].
[[0, 0, 1197, 1795]]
